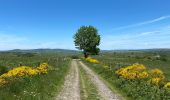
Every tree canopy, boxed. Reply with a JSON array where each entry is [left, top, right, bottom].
[[74, 26, 100, 57]]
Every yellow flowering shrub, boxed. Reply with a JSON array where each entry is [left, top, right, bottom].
[[115, 63, 168, 87], [0, 63, 49, 87], [0, 66, 38, 78], [150, 77, 163, 86], [138, 71, 149, 78], [129, 63, 146, 71], [85, 57, 99, 64], [115, 63, 148, 79], [164, 82, 170, 88], [150, 69, 165, 79], [149, 69, 165, 85], [36, 63, 48, 74], [114, 62, 170, 99], [0, 78, 7, 86]]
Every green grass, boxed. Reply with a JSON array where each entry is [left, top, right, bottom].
[[93, 51, 170, 79], [83, 61, 129, 100], [0, 52, 71, 100], [79, 62, 100, 100], [83, 51, 170, 100]]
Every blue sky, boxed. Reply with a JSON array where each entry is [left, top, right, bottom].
[[0, 0, 170, 50]]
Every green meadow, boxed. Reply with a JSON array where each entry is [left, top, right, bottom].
[[83, 49, 170, 100], [0, 52, 71, 100]]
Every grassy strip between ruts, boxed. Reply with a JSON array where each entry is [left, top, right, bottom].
[[82, 60, 129, 100], [78, 61, 100, 100], [0, 57, 71, 100]]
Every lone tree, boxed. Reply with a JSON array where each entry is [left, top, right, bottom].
[[74, 25, 100, 58]]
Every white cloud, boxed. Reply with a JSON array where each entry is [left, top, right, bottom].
[[36, 42, 75, 50], [101, 25, 170, 50], [111, 15, 170, 30], [0, 34, 27, 43], [0, 33, 76, 50], [143, 16, 170, 24], [0, 33, 28, 50], [139, 31, 160, 36]]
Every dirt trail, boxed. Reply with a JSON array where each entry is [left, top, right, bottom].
[[79, 61, 120, 100], [56, 60, 80, 100]]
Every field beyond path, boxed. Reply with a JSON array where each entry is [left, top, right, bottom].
[[79, 61, 120, 100], [56, 59, 80, 100]]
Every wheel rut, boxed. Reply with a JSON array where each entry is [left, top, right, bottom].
[[79, 61, 120, 100], [56, 60, 80, 100]]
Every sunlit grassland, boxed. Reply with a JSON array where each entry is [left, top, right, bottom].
[[0, 52, 71, 100], [83, 50, 170, 100], [93, 51, 170, 79]]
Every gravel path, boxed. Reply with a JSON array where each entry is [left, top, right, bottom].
[[79, 61, 120, 100], [56, 60, 80, 100]]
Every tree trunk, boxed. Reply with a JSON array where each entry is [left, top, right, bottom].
[[84, 52, 88, 58], [83, 51, 89, 58]]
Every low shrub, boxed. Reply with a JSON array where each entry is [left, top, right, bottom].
[[70, 55, 79, 59], [0, 65, 8, 75]]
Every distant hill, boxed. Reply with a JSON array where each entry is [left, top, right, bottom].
[[101, 48, 170, 53], [2, 49, 80, 54], [1, 48, 170, 54]]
